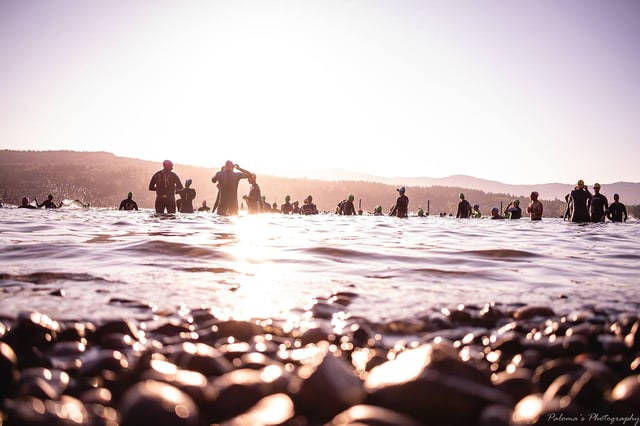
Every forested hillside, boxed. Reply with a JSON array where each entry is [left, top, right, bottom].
[[1, 150, 624, 218]]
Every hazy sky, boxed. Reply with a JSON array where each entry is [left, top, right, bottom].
[[1, 0, 639, 184]]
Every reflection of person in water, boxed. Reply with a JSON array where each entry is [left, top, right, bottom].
[[36, 194, 63, 209], [177, 179, 196, 213], [119, 192, 139, 211], [211, 161, 253, 216], [149, 160, 183, 214]]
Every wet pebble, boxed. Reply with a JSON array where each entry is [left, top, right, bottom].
[[118, 380, 200, 426]]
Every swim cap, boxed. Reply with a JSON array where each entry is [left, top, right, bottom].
[[307, 195, 313, 201], [127, 192, 133, 199], [459, 193, 465, 199], [513, 200, 520, 205], [348, 194, 354, 200], [225, 160, 234, 168], [22, 197, 29, 205], [48, 194, 53, 199], [577, 179, 584, 187], [163, 160, 173, 169], [185, 179, 192, 187], [473, 204, 479, 208], [285, 195, 290, 201], [397, 187, 405, 193], [375, 205, 382, 211], [491, 207, 499, 213], [593, 183, 601, 189]]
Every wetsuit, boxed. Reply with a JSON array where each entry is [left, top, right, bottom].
[[177, 187, 196, 213], [505, 206, 522, 219], [281, 202, 293, 214], [342, 200, 357, 215], [245, 183, 262, 214], [19, 204, 37, 209], [456, 200, 472, 218], [607, 201, 627, 222], [390, 194, 409, 218], [38, 199, 59, 209], [211, 170, 247, 215], [589, 193, 608, 222], [197, 205, 210, 212], [149, 169, 183, 214], [300, 203, 318, 215], [569, 188, 592, 223], [119, 199, 139, 211]]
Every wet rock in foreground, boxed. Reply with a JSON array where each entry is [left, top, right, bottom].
[[0, 300, 639, 425]]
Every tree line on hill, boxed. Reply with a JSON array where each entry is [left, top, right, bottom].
[[1, 150, 637, 218]]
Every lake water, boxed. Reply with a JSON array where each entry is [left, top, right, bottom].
[[1, 207, 639, 324]]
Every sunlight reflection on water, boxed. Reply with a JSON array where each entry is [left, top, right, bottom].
[[0, 208, 638, 322]]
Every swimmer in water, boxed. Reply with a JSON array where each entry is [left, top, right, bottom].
[[118, 192, 139, 211], [149, 160, 183, 214]]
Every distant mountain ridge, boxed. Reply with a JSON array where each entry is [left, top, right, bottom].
[[288, 168, 640, 205]]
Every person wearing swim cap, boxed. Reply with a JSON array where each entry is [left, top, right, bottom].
[[177, 179, 196, 213], [589, 183, 608, 222], [568, 179, 591, 222], [292, 200, 300, 214], [471, 203, 482, 218], [149, 160, 183, 214], [281, 195, 293, 214], [456, 192, 472, 218], [504, 199, 522, 219], [197, 200, 211, 212], [211, 160, 253, 216], [527, 191, 543, 221], [390, 187, 409, 218], [242, 174, 263, 214], [373, 205, 384, 216], [35, 194, 62, 209], [19, 197, 37, 209], [490, 207, 503, 219], [607, 193, 627, 222], [119, 192, 139, 211]]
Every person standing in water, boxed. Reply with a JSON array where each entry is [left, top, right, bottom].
[[527, 191, 543, 221], [456, 193, 472, 218], [471, 203, 482, 218], [568, 180, 592, 223], [242, 174, 263, 214], [36, 194, 63, 209], [339, 194, 357, 215], [300, 195, 318, 215], [504, 200, 522, 219], [177, 179, 196, 213], [149, 160, 183, 214], [607, 193, 627, 222], [589, 183, 608, 223], [389, 187, 409, 218], [197, 200, 211, 212], [19, 197, 37, 209], [281, 195, 294, 214], [119, 192, 139, 211], [211, 161, 253, 216]]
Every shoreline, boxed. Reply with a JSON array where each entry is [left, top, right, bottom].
[[1, 298, 639, 425]]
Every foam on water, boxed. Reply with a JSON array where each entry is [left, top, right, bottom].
[[1, 207, 638, 322]]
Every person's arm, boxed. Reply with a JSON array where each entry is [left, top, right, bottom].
[[149, 173, 157, 191], [174, 174, 184, 192], [623, 205, 628, 222], [234, 164, 252, 178], [134, 201, 139, 211]]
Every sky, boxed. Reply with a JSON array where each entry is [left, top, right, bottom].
[[1, 0, 639, 185]]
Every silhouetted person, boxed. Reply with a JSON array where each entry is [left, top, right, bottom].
[[177, 179, 196, 213], [490, 207, 503, 219], [300, 195, 318, 215], [389, 187, 409, 218], [338, 194, 357, 215], [242, 174, 263, 214], [607, 193, 627, 222], [527, 191, 543, 221], [417, 207, 425, 217], [119, 192, 139, 211], [19, 197, 37, 209], [36, 194, 62, 209], [271, 202, 280, 213], [197, 200, 211, 212], [456, 193, 472, 218], [471, 203, 482, 218], [569, 180, 591, 223], [373, 205, 384, 216], [589, 183, 608, 222], [504, 200, 522, 219], [261, 196, 272, 212], [292, 201, 300, 214], [212, 161, 252, 216], [281, 195, 293, 214], [149, 160, 183, 214]]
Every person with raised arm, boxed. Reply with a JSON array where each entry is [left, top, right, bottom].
[[211, 160, 252, 216]]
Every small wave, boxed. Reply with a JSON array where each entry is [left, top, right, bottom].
[[0, 272, 111, 285], [175, 266, 236, 274], [122, 240, 226, 259], [462, 249, 539, 259]]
